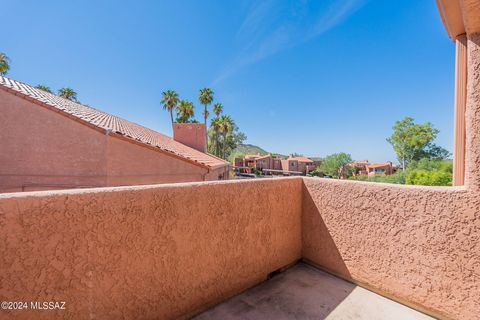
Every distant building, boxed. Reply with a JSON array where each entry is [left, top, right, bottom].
[[351, 160, 396, 176], [351, 160, 370, 176], [281, 156, 317, 175], [0, 76, 230, 193], [366, 162, 396, 175], [234, 154, 317, 175]]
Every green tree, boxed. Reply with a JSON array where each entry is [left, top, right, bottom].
[[210, 117, 223, 157], [223, 124, 246, 160], [161, 90, 179, 125], [316, 153, 353, 179], [349, 171, 407, 184], [176, 100, 195, 123], [406, 159, 452, 186], [387, 117, 449, 170], [213, 103, 223, 117], [35, 85, 53, 93], [0, 52, 10, 76], [199, 88, 214, 146], [58, 87, 78, 101], [208, 103, 224, 156], [220, 115, 234, 159]]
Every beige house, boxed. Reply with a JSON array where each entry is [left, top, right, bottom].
[[0, 76, 229, 193]]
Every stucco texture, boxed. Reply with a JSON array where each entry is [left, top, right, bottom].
[[0, 178, 302, 320], [302, 179, 478, 319]]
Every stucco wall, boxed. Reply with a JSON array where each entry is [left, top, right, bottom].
[[0, 90, 225, 192], [172, 123, 207, 153], [302, 179, 479, 319], [0, 178, 302, 320], [106, 136, 209, 185], [0, 90, 108, 193]]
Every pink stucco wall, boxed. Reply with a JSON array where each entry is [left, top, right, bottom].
[[172, 123, 207, 153], [302, 179, 478, 319], [0, 91, 223, 192], [0, 178, 302, 320]]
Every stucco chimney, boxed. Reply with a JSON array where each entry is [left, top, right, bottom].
[[172, 123, 207, 153]]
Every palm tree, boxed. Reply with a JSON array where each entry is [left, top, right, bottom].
[[161, 90, 179, 125], [220, 115, 234, 159], [0, 52, 10, 76], [211, 117, 223, 156], [176, 100, 195, 123], [35, 85, 53, 93], [213, 103, 223, 117], [58, 88, 78, 101], [199, 88, 214, 146]]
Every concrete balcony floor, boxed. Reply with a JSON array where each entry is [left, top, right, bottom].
[[194, 263, 433, 320]]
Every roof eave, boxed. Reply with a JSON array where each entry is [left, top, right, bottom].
[[436, 0, 480, 40]]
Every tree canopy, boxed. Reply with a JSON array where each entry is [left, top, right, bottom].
[[58, 87, 78, 101], [0, 52, 10, 76], [161, 90, 179, 124], [387, 117, 449, 169], [175, 100, 195, 123], [316, 153, 352, 178], [35, 85, 53, 93]]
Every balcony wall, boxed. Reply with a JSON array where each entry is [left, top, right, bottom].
[[0, 178, 303, 320], [302, 178, 478, 319], [0, 175, 479, 320]]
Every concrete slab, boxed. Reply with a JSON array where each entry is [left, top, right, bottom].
[[193, 263, 434, 320]]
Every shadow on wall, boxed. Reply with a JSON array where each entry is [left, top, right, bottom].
[[301, 183, 352, 280]]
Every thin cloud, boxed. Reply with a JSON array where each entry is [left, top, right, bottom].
[[213, 0, 368, 85]]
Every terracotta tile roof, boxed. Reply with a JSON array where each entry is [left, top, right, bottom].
[[256, 154, 272, 160], [367, 163, 391, 168], [288, 156, 314, 163], [352, 160, 369, 165], [244, 154, 262, 159], [0, 76, 229, 169]]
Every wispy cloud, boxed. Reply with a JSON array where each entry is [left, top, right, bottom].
[[213, 0, 368, 84]]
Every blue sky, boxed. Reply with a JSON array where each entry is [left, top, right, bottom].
[[3, 0, 454, 162]]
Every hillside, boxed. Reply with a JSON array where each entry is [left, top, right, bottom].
[[228, 144, 287, 162], [233, 144, 269, 156]]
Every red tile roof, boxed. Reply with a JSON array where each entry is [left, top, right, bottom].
[[367, 163, 392, 168], [288, 156, 314, 163], [0, 76, 229, 169]]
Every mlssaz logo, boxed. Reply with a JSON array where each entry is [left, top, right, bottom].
[[30, 301, 66, 310]]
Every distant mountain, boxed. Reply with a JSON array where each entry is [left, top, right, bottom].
[[227, 144, 325, 163], [233, 144, 269, 156], [228, 144, 287, 162]]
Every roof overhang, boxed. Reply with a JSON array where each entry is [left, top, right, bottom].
[[436, 0, 480, 41]]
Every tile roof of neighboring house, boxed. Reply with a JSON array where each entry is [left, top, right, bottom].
[[352, 160, 369, 165], [256, 154, 272, 160], [367, 163, 392, 168], [0, 76, 229, 169], [288, 156, 314, 163], [244, 154, 262, 159]]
